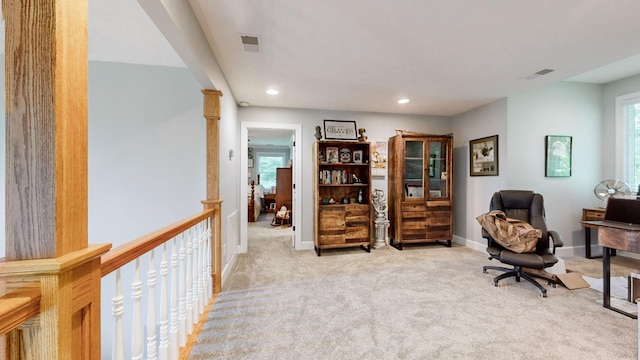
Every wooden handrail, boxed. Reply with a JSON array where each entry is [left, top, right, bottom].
[[101, 209, 215, 277], [0, 288, 41, 336]]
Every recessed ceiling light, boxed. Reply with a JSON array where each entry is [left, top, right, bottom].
[[238, 101, 250, 107], [398, 98, 410, 104], [266, 89, 279, 95]]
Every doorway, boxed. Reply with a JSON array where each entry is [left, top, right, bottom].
[[240, 122, 302, 253]]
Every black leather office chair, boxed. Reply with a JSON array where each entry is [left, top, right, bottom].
[[482, 190, 563, 297]]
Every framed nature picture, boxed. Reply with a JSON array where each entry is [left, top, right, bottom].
[[324, 120, 358, 140], [470, 135, 499, 176], [545, 135, 572, 177]]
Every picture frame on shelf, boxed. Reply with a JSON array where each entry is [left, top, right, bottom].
[[326, 147, 339, 163], [353, 150, 363, 163], [545, 135, 572, 177], [470, 135, 499, 176], [324, 119, 358, 140]]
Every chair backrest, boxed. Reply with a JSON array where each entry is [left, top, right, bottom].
[[489, 190, 550, 252]]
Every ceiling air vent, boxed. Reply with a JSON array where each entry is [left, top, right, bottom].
[[241, 34, 261, 53], [524, 68, 555, 80]]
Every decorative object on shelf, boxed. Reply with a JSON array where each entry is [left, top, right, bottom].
[[545, 135, 572, 177], [353, 150, 363, 163], [470, 135, 498, 176], [324, 119, 358, 140], [248, 158, 254, 168], [357, 188, 364, 204], [358, 128, 368, 142], [326, 147, 339, 163], [315, 125, 323, 140], [593, 179, 631, 204], [372, 189, 390, 249], [340, 147, 351, 162]]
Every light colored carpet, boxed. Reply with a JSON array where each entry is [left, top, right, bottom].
[[190, 219, 639, 359]]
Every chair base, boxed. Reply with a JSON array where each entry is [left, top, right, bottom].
[[271, 215, 291, 226], [483, 264, 557, 298]]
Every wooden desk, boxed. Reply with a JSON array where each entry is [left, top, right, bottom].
[[598, 225, 640, 318], [582, 207, 609, 258]]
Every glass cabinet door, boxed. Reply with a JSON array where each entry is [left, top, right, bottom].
[[404, 140, 424, 199], [428, 140, 448, 198]]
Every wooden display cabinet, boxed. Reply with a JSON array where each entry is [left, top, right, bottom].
[[387, 133, 453, 249], [313, 140, 372, 256]]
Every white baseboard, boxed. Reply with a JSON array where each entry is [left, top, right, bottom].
[[221, 244, 239, 284]]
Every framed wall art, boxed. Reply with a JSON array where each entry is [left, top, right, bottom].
[[324, 120, 358, 140], [545, 135, 572, 177], [470, 135, 499, 176]]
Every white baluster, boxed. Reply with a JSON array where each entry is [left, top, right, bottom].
[[178, 233, 187, 346], [159, 243, 169, 360], [147, 250, 158, 360], [170, 237, 180, 359], [206, 223, 213, 296], [185, 231, 194, 334], [197, 223, 205, 314], [132, 259, 143, 360], [192, 227, 201, 324], [112, 269, 125, 360]]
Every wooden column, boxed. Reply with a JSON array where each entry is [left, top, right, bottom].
[[3, 1, 109, 358], [201, 89, 223, 294], [5, 0, 88, 259]]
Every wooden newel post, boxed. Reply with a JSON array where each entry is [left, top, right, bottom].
[[201, 89, 223, 294], [3, 1, 110, 358]]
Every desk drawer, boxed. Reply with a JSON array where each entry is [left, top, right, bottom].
[[583, 209, 605, 221]]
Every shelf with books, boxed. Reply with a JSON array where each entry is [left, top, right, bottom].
[[313, 140, 372, 256]]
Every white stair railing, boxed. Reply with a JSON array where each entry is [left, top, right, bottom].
[[103, 210, 216, 360]]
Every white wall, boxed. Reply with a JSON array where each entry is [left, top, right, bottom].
[[508, 82, 603, 253], [450, 99, 509, 251], [238, 106, 451, 249], [452, 82, 605, 255], [88, 62, 206, 245]]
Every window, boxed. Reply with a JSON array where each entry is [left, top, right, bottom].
[[257, 152, 285, 191], [617, 91, 640, 192]]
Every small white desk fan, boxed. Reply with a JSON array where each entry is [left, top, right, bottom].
[[593, 179, 631, 204]]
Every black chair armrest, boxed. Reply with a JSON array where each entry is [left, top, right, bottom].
[[548, 230, 563, 254]]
